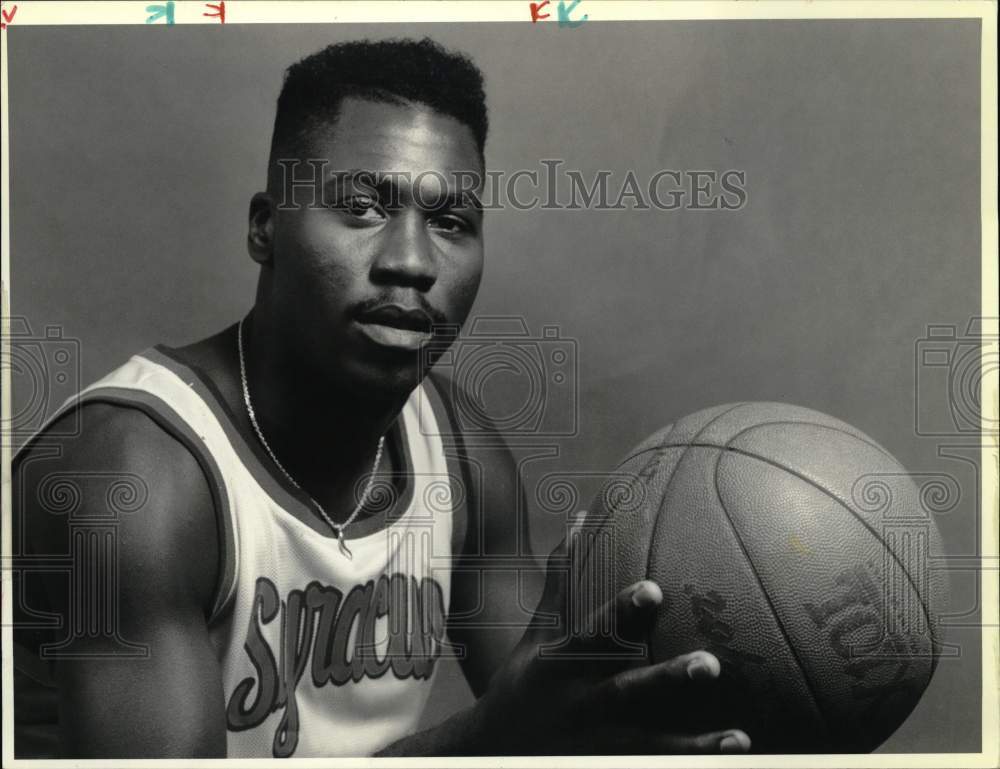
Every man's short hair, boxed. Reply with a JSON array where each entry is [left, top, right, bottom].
[[268, 37, 489, 187]]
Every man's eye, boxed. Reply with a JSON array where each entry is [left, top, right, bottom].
[[429, 214, 473, 235], [340, 195, 383, 220]]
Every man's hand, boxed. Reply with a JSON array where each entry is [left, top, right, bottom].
[[469, 539, 752, 755]]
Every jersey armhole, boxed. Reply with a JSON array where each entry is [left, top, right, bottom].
[[419, 372, 472, 559], [16, 389, 238, 625]]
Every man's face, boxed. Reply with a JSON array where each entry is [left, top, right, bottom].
[[265, 97, 485, 397]]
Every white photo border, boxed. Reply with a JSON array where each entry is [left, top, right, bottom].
[[1, 2, 996, 768]]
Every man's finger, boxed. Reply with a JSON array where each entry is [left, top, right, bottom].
[[616, 650, 720, 692], [573, 579, 663, 656], [591, 650, 721, 715], [594, 726, 752, 755], [653, 728, 752, 754]]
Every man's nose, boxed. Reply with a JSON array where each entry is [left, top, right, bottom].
[[370, 211, 438, 292]]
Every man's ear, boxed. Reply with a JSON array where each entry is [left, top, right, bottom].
[[248, 192, 276, 264]]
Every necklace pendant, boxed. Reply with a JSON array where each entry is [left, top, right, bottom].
[[337, 530, 353, 560], [238, 318, 381, 566]]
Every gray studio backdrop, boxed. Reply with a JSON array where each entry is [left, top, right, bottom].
[[7, 20, 982, 752]]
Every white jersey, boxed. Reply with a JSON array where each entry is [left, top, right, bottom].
[[15, 345, 467, 758]]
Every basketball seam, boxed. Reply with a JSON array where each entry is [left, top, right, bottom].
[[724, 420, 897, 463], [576, 421, 691, 622], [642, 404, 747, 588], [654, 441, 936, 639], [622, 417, 922, 603], [710, 448, 835, 742], [639, 404, 746, 659], [616, 417, 896, 469]]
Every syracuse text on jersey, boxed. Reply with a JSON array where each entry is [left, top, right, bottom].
[[225, 572, 448, 756]]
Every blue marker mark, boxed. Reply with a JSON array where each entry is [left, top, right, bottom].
[[146, 1, 175, 24], [557, 0, 587, 28]]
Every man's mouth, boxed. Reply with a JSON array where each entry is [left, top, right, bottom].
[[353, 304, 435, 351]]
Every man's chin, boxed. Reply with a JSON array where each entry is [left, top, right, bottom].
[[342, 355, 427, 402], [329, 331, 457, 402]]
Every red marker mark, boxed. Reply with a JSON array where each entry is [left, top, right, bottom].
[[529, 1, 550, 22], [1, 5, 18, 29], [204, 0, 225, 23]]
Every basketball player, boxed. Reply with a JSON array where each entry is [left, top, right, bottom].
[[12, 38, 752, 757]]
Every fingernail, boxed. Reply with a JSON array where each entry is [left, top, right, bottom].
[[719, 732, 749, 753], [686, 659, 713, 679], [631, 581, 661, 608], [685, 652, 718, 679]]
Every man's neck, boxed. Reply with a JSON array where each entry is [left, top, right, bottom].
[[239, 312, 406, 493]]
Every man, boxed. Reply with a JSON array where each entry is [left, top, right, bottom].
[[13, 38, 752, 757]]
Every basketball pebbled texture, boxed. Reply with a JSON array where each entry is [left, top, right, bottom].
[[578, 402, 947, 753]]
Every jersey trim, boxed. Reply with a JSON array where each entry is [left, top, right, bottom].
[[145, 345, 417, 540], [12, 387, 237, 624], [421, 372, 472, 560], [14, 349, 468, 649]]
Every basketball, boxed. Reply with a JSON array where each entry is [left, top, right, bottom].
[[577, 402, 946, 753]]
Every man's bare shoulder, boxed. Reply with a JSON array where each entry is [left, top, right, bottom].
[[15, 402, 219, 615], [425, 370, 525, 553]]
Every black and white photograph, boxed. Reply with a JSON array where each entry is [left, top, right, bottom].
[[1, 1, 997, 763]]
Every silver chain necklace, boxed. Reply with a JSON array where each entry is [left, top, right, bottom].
[[238, 317, 385, 559]]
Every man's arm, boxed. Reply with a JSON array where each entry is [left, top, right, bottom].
[[447, 431, 540, 696], [15, 404, 226, 758]]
